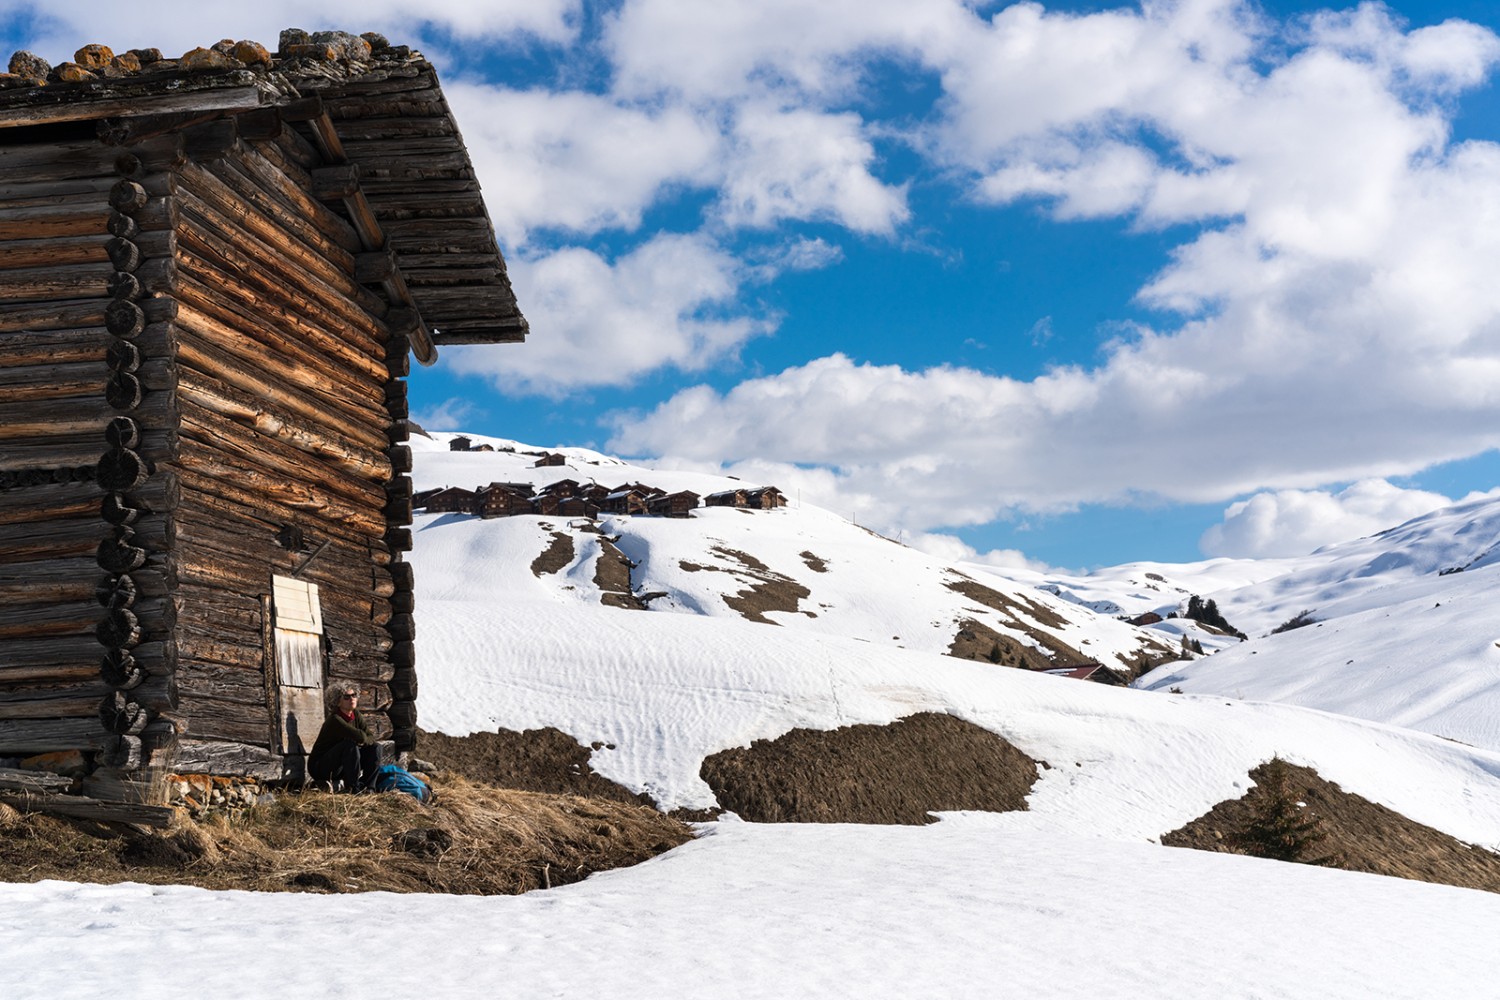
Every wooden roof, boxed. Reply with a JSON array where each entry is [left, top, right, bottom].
[[0, 33, 527, 360]]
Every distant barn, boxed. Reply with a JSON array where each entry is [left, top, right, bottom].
[[706, 486, 786, 510], [647, 490, 700, 518], [0, 32, 527, 801]]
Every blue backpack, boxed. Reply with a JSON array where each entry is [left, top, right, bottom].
[[374, 764, 434, 804]]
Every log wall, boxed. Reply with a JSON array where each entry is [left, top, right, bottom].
[[1, 114, 419, 778], [167, 125, 404, 751], [0, 127, 174, 762]]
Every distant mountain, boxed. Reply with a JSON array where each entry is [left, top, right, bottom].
[[1126, 495, 1500, 752]]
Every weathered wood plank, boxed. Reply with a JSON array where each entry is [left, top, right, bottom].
[[0, 297, 106, 333], [0, 84, 267, 128], [0, 717, 111, 753], [0, 790, 176, 827], [0, 766, 73, 792], [167, 738, 282, 780]]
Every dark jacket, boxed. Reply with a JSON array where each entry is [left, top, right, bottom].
[[309, 708, 375, 763]]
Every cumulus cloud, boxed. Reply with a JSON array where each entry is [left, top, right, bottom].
[[717, 104, 909, 234], [906, 532, 1057, 574], [1199, 480, 1459, 558], [411, 397, 484, 433], [445, 84, 720, 246], [444, 233, 774, 395], [606, 2, 1500, 540]]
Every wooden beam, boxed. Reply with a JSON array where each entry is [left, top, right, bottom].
[[0, 86, 267, 129], [0, 790, 175, 828]]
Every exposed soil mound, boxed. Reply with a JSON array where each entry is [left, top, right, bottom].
[[800, 551, 829, 573], [700, 712, 1038, 824], [1163, 760, 1500, 893], [416, 726, 649, 806], [0, 775, 690, 895], [946, 574, 1176, 675]]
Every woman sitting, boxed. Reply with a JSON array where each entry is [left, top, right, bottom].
[[308, 687, 378, 792]]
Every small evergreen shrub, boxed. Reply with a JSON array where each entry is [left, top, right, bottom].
[[1230, 756, 1339, 866]]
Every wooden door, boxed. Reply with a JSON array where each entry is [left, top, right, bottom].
[[271, 575, 325, 755]]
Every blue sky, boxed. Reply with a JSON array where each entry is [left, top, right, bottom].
[[6, 0, 1500, 569]]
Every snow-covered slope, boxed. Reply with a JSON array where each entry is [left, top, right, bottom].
[[405, 433, 1500, 852], [410, 432, 1177, 671], [1130, 496, 1500, 751]]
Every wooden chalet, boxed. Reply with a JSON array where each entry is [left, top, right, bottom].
[[646, 490, 700, 518], [704, 488, 748, 508], [531, 452, 566, 468], [747, 487, 787, 509], [538, 478, 581, 498], [411, 486, 444, 509], [475, 484, 530, 519], [447, 435, 471, 452], [555, 496, 599, 519], [484, 480, 534, 498], [600, 489, 649, 516], [420, 487, 477, 514], [0, 32, 528, 799], [705, 486, 785, 510]]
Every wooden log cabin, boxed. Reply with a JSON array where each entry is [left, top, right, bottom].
[[0, 33, 527, 799]]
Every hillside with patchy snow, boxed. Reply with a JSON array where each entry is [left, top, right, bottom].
[[409, 432, 1179, 675], [403, 433, 1500, 852]]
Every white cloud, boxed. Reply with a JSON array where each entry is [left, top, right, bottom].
[[411, 396, 484, 433], [445, 233, 773, 395], [906, 532, 1056, 574], [1199, 480, 1459, 558], [602, 0, 970, 104], [445, 84, 720, 246], [717, 104, 909, 234], [605, 3, 1500, 542]]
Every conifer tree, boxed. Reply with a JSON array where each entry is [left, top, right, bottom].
[[1230, 756, 1338, 866]]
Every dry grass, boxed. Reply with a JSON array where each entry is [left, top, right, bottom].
[[1163, 760, 1500, 894], [0, 774, 691, 895], [701, 712, 1038, 825]]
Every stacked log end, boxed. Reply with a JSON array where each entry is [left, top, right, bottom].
[[384, 351, 417, 753], [93, 151, 181, 790]]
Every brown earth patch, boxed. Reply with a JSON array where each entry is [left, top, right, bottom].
[[946, 576, 1176, 676], [415, 726, 648, 806], [530, 531, 575, 577], [949, 617, 1059, 671], [700, 712, 1038, 824], [948, 575, 1072, 630], [722, 578, 813, 625], [680, 548, 813, 624], [1163, 760, 1500, 893], [0, 775, 691, 895], [800, 551, 829, 573], [595, 535, 645, 610]]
